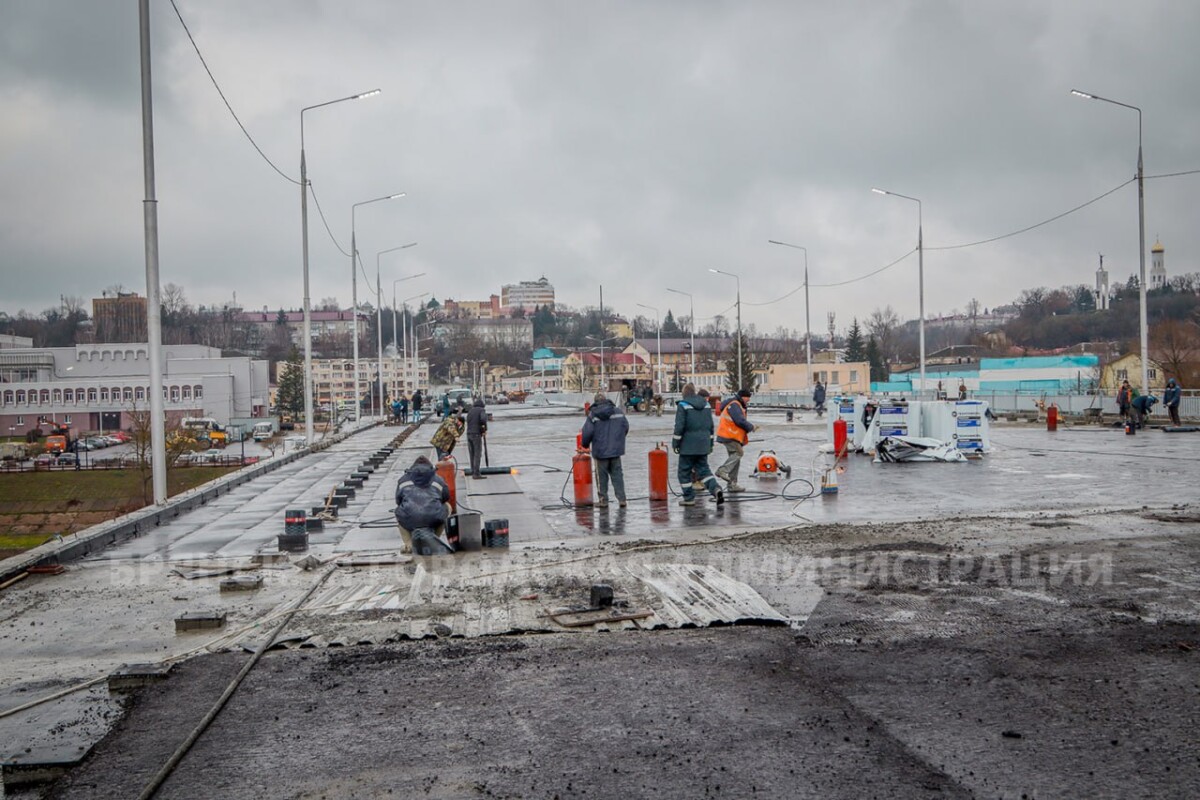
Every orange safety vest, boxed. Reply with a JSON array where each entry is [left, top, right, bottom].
[[716, 400, 750, 445]]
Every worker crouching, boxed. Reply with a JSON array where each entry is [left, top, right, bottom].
[[394, 456, 453, 555], [715, 388, 755, 493]]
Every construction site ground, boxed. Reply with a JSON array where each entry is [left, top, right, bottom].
[[2, 407, 1198, 798]]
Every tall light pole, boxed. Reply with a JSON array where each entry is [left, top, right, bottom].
[[383, 251, 421, 399], [404, 292, 429, 394], [636, 303, 662, 395], [585, 335, 617, 394], [666, 287, 695, 386], [1072, 89, 1149, 394], [350, 192, 405, 423], [872, 188, 924, 396], [138, 0, 166, 503], [709, 269, 743, 390], [768, 240, 812, 388], [300, 87, 379, 444], [378, 247, 420, 416]]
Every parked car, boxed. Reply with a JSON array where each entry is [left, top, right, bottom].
[[34, 453, 56, 466], [55, 453, 78, 465]]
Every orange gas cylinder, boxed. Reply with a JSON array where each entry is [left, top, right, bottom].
[[1046, 404, 1058, 431], [576, 431, 584, 451], [833, 418, 848, 456], [648, 445, 669, 501], [436, 457, 458, 512], [572, 451, 594, 507], [708, 395, 721, 412]]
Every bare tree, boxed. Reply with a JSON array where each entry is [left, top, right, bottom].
[[1151, 319, 1200, 382], [127, 401, 201, 504], [867, 306, 901, 363]]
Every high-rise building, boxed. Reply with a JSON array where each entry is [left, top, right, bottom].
[[92, 293, 147, 343], [501, 277, 555, 312]]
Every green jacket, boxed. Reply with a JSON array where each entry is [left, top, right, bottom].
[[672, 394, 714, 455], [430, 417, 463, 452]]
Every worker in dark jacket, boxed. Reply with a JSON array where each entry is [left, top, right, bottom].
[[466, 397, 488, 478], [1163, 379, 1182, 426], [672, 383, 724, 507], [715, 389, 755, 493], [394, 456, 451, 554], [581, 392, 630, 508], [1131, 393, 1158, 430], [813, 380, 827, 416]]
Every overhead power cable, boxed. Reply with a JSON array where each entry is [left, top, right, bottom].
[[926, 177, 1135, 251], [308, 183, 351, 257], [1145, 168, 1200, 179], [169, 0, 299, 185]]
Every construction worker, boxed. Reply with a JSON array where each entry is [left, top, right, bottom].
[[581, 392, 629, 508], [813, 380, 827, 416], [1164, 379, 1182, 426], [1116, 380, 1132, 421], [715, 389, 755, 493], [393, 455, 452, 555], [1131, 393, 1158, 430], [430, 412, 464, 460], [466, 397, 488, 478], [672, 383, 724, 507]]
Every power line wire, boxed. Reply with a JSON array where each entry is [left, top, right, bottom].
[[168, 0, 299, 185], [926, 177, 1135, 251], [1145, 168, 1200, 179], [308, 183, 351, 257]]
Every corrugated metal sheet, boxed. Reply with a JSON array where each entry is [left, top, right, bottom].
[[226, 562, 787, 649]]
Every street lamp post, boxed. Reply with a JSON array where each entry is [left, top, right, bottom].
[[585, 335, 617, 394], [768, 240, 812, 388], [636, 303, 662, 396], [300, 88, 379, 444], [709, 269, 743, 390], [403, 292, 430, 395], [1072, 89, 1149, 394], [666, 288, 695, 387], [351, 193, 405, 423], [872, 188, 924, 397], [377, 248, 420, 417]]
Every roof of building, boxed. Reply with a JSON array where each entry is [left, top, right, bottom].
[[628, 337, 793, 355]]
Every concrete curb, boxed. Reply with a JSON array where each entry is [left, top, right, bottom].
[[0, 421, 381, 584]]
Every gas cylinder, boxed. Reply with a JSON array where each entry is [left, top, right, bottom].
[[648, 445, 669, 501], [436, 457, 458, 512], [708, 395, 721, 412], [1046, 404, 1058, 431], [833, 418, 848, 456], [576, 431, 585, 451], [572, 452, 594, 507]]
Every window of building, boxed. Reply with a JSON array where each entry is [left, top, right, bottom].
[[1, 390, 11, 405], [850, 370, 859, 384], [63, 388, 73, 403], [832, 371, 840, 384], [16, 416, 23, 426], [182, 385, 192, 400], [194, 385, 203, 400], [123, 387, 133, 402], [100, 387, 110, 403], [170, 386, 180, 402], [1149, 368, 1158, 380], [15, 390, 26, 404], [52, 389, 62, 404], [1116, 369, 1128, 381], [88, 388, 98, 403], [64, 415, 72, 424], [40, 389, 50, 404], [135, 386, 146, 401]]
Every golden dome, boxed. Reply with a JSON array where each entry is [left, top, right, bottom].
[[1151, 240, 1164, 253]]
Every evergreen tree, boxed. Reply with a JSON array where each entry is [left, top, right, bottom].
[[844, 318, 867, 362], [866, 336, 887, 382], [275, 348, 306, 417], [661, 309, 682, 337], [724, 332, 756, 392]]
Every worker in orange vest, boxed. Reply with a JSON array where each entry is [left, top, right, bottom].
[[715, 388, 755, 493]]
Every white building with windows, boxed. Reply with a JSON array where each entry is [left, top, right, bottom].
[[500, 277, 555, 312], [0, 344, 269, 435], [1149, 240, 1167, 290]]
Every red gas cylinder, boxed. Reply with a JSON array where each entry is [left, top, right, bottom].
[[648, 445, 669, 501], [708, 395, 721, 412], [1046, 404, 1058, 432], [572, 451, 594, 507], [436, 457, 458, 512], [833, 418, 848, 456], [576, 431, 584, 451], [583, 401, 591, 415]]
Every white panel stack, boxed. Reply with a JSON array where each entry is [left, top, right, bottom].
[[918, 400, 992, 454]]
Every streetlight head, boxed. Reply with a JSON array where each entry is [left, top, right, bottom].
[[871, 187, 888, 195], [402, 242, 418, 249], [708, 268, 720, 274], [1070, 89, 1094, 100], [354, 89, 382, 100], [387, 192, 406, 200]]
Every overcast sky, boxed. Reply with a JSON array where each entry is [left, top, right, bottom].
[[2, 1, 1197, 337]]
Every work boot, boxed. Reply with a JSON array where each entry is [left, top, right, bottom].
[[727, 483, 746, 493], [714, 489, 725, 506], [691, 480, 705, 491], [596, 497, 608, 508], [618, 499, 627, 508], [715, 466, 731, 482], [678, 497, 695, 506]]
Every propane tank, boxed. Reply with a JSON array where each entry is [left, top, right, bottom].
[[648, 444, 669, 501], [833, 418, 848, 456], [708, 395, 721, 412], [576, 431, 584, 451], [436, 457, 458, 512], [572, 451, 594, 507], [1046, 404, 1058, 432]]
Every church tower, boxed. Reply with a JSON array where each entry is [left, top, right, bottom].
[[1095, 254, 1109, 310], [1149, 239, 1166, 290]]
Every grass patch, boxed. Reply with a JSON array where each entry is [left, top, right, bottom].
[[0, 467, 241, 555]]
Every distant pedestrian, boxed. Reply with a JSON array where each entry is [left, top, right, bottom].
[[812, 380, 827, 416], [430, 412, 464, 460], [441, 392, 451, 419], [393, 455, 452, 555], [1116, 379, 1132, 421], [1131, 393, 1158, 430], [958, 381, 968, 401], [581, 392, 629, 508], [398, 391, 410, 423], [411, 390, 424, 421], [672, 383, 723, 507], [1164, 378, 1182, 426], [466, 397, 488, 478], [715, 389, 755, 493]]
